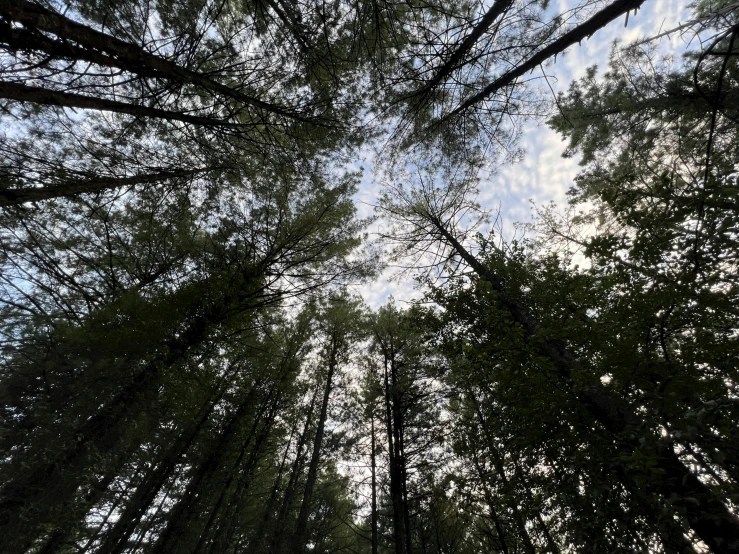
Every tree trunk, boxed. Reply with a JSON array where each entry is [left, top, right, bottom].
[[389, 350, 413, 554], [414, 0, 512, 97], [0, 81, 237, 126], [507, 456, 561, 554], [371, 415, 379, 554], [0, 362, 160, 554], [0, 298, 223, 551], [149, 382, 263, 554], [250, 426, 298, 552], [469, 392, 535, 554], [269, 387, 318, 554], [96, 389, 226, 554], [446, 0, 647, 119], [35, 467, 121, 554], [202, 347, 302, 554], [292, 333, 339, 552], [471, 450, 510, 554], [0, 168, 208, 207], [203, 392, 281, 554], [382, 346, 407, 554], [0, 258, 273, 552]]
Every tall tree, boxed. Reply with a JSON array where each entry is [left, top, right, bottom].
[[368, 302, 445, 554], [291, 291, 365, 553], [378, 166, 739, 552], [0, 146, 369, 552]]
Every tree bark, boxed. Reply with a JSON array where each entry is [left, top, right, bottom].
[[393, 357, 412, 554]]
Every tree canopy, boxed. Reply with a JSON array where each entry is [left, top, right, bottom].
[[1, 0, 738, 553]]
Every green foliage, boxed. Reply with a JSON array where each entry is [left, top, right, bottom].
[[1, 0, 738, 553], [547, 27, 739, 487]]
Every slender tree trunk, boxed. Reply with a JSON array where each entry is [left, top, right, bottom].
[[194, 412, 263, 554], [0, 81, 238, 126], [128, 488, 172, 553], [389, 352, 412, 554], [469, 393, 535, 554], [292, 334, 339, 552], [251, 426, 298, 552], [35, 467, 121, 554], [204, 343, 304, 554], [677, 441, 727, 486], [0, 300, 222, 552], [414, 0, 512, 96], [269, 387, 318, 554], [398, 421, 412, 554], [419, 523, 429, 554], [149, 382, 263, 554], [446, 0, 647, 119], [0, 168, 208, 207], [0, 258, 273, 553], [383, 347, 407, 554], [507, 456, 561, 554], [189, 337, 302, 554], [96, 389, 226, 554], [471, 451, 510, 554], [204, 393, 281, 554], [370, 415, 379, 554], [0, 363, 160, 554], [434, 507, 442, 553]]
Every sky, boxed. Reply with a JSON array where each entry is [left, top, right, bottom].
[[354, 0, 693, 309]]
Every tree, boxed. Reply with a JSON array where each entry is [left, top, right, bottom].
[[4, 0, 738, 552], [0, 143, 370, 551], [378, 165, 739, 552], [366, 302, 446, 554], [0, 0, 365, 211], [291, 291, 365, 553]]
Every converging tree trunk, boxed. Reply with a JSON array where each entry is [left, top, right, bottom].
[[380, 341, 409, 554], [0, 168, 209, 206], [291, 341, 338, 552], [95, 388, 227, 554]]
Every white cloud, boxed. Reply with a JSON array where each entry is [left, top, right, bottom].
[[355, 0, 694, 306]]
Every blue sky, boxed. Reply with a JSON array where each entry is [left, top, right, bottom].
[[355, 0, 693, 308]]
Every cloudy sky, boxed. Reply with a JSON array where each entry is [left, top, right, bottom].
[[355, 0, 693, 308]]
